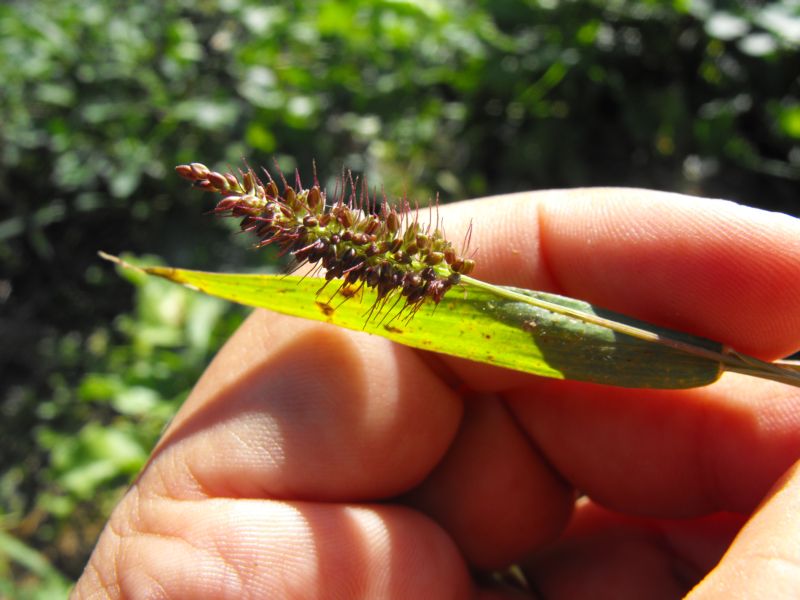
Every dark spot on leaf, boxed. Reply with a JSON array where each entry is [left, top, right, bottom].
[[316, 301, 335, 316], [384, 324, 403, 334], [340, 285, 359, 299]]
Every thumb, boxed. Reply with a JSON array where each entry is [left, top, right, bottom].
[[687, 460, 800, 599]]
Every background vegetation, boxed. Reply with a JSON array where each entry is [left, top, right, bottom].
[[1, 0, 798, 595]]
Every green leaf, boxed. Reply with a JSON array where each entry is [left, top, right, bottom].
[[101, 254, 800, 389], [104, 256, 726, 388], [0, 531, 72, 598], [777, 103, 800, 139], [113, 385, 161, 416]]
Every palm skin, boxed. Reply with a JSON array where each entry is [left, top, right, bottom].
[[74, 189, 800, 599]]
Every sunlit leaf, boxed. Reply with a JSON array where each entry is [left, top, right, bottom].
[[117, 260, 726, 389], [104, 254, 800, 389]]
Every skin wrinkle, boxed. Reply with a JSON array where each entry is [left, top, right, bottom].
[[520, 503, 703, 598], [222, 414, 288, 481], [156, 455, 183, 500], [657, 528, 701, 591], [152, 449, 207, 501], [108, 494, 142, 598], [243, 502, 318, 598], [128, 508, 206, 555], [694, 382, 753, 516], [343, 507, 385, 597], [534, 196, 565, 296], [206, 528, 248, 598], [512, 196, 555, 290], [664, 512, 744, 579], [121, 499, 265, 598], [96, 519, 122, 600], [88, 563, 116, 600], [503, 393, 577, 539], [137, 572, 169, 600], [504, 390, 565, 499], [111, 483, 140, 539], [181, 457, 217, 500], [761, 396, 800, 434], [501, 384, 575, 502], [507, 385, 624, 512], [692, 395, 726, 516], [110, 487, 167, 599], [125, 493, 214, 562], [405, 391, 573, 569], [664, 540, 703, 592], [645, 518, 715, 591]]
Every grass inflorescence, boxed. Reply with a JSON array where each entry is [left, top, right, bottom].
[[176, 162, 475, 320]]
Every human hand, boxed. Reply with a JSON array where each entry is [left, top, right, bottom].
[[73, 189, 800, 599]]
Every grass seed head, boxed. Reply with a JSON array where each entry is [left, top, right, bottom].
[[176, 162, 475, 319]]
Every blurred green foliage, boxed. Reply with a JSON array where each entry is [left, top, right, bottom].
[[1, 255, 244, 596], [1, 0, 798, 592]]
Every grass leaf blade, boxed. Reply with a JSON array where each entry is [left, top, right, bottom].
[[101, 254, 728, 389]]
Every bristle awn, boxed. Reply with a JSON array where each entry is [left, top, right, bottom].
[[261, 166, 274, 187], [382, 298, 409, 327], [346, 171, 357, 204], [300, 263, 325, 282], [273, 158, 289, 189], [370, 294, 401, 327], [435, 192, 441, 233], [462, 220, 474, 256], [426, 200, 433, 235], [362, 297, 382, 325], [316, 278, 334, 296], [327, 280, 352, 305], [334, 281, 366, 310]]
